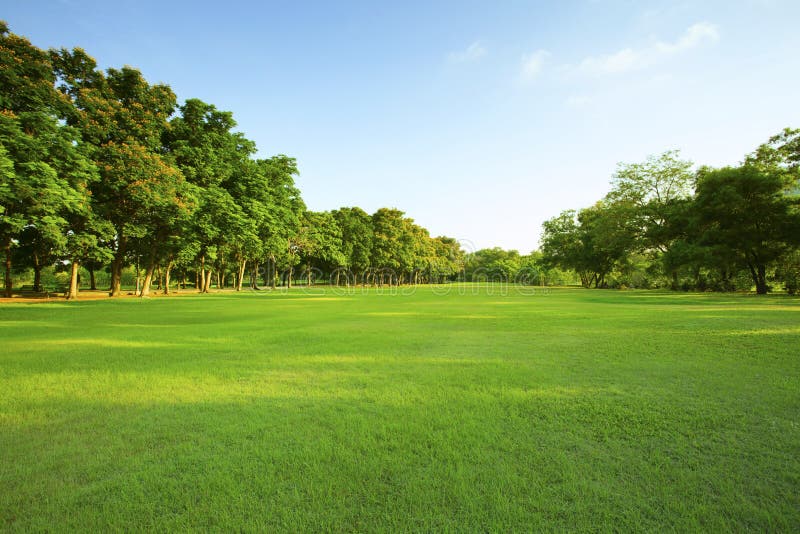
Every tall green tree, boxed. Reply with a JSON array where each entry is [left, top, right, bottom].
[[51, 48, 189, 296], [606, 151, 694, 286], [0, 25, 93, 297], [540, 203, 635, 288], [430, 236, 464, 283], [164, 99, 254, 292], [332, 207, 373, 284], [371, 208, 413, 285], [465, 247, 522, 282], [257, 156, 304, 289], [298, 211, 345, 285], [694, 165, 800, 294]]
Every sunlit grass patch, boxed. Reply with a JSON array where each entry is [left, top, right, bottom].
[[0, 288, 798, 531]]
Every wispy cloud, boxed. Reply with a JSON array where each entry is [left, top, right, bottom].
[[654, 22, 720, 54], [576, 22, 719, 75], [448, 41, 487, 63], [520, 49, 550, 81]]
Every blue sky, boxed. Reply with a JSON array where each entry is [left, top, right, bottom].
[[4, 0, 800, 252]]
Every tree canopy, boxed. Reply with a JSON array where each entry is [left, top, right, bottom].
[[2, 22, 798, 297], [0, 23, 466, 297]]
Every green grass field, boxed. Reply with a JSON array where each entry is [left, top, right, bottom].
[[1, 286, 799, 531]]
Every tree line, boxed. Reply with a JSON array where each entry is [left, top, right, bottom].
[[3, 22, 799, 298], [538, 140, 800, 294], [0, 23, 465, 298]]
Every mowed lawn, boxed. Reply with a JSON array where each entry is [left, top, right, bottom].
[[1, 287, 799, 531]]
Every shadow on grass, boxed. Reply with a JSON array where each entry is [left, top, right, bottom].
[[2, 387, 797, 532]]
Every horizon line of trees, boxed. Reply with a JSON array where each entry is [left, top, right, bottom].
[[0, 22, 467, 298], [3, 22, 799, 298], [538, 137, 800, 294]]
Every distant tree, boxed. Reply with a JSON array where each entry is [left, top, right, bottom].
[[164, 98, 256, 294], [465, 248, 521, 282], [332, 207, 373, 284], [748, 128, 800, 171], [430, 236, 464, 283], [606, 151, 694, 286], [12, 223, 61, 292], [540, 211, 585, 285], [404, 220, 432, 284], [540, 203, 635, 288], [298, 211, 345, 285], [257, 156, 304, 289], [225, 160, 270, 291], [775, 249, 800, 295], [516, 252, 546, 285], [371, 208, 412, 285]]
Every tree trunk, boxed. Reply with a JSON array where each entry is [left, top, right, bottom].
[[671, 270, 678, 291], [33, 254, 42, 292], [579, 272, 589, 288], [89, 267, 97, 290], [204, 269, 213, 293], [3, 239, 11, 298], [164, 259, 173, 295], [66, 260, 80, 300], [110, 255, 123, 296], [287, 265, 293, 289], [237, 258, 246, 291], [307, 262, 312, 286], [199, 256, 205, 292], [110, 236, 126, 297], [140, 257, 157, 297], [751, 263, 768, 294], [270, 256, 277, 289]]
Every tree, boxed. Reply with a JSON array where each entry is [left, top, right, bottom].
[[256, 156, 304, 289], [164, 98, 259, 293], [694, 165, 800, 294], [606, 151, 694, 286], [748, 128, 800, 171], [465, 247, 522, 282], [0, 25, 93, 297], [371, 208, 414, 285], [51, 49, 188, 296], [540, 203, 635, 288], [540, 211, 586, 285], [430, 236, 464, 283], [332, 207, 373, 284], [298, 211, 345, 285]]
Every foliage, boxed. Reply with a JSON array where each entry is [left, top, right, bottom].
[[1, 23, 466, 296], [693, 164, 800, 294], [542, 140, 800, 294]]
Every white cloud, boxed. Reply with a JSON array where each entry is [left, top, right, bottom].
[[520, 49, 551, 81], [579, 48, 641, 74], [576, 22, 719, 75], [448, 41, 487, 63], [654, 22, 720, 54]]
